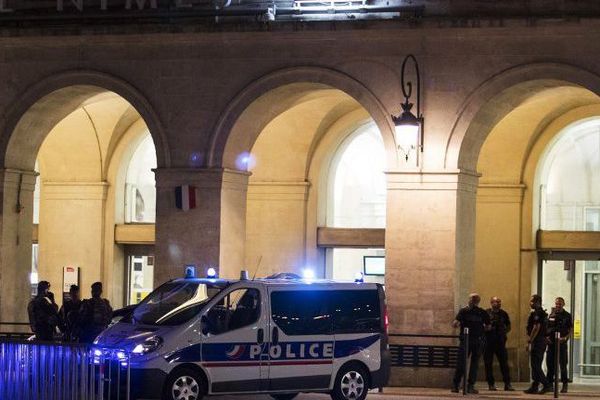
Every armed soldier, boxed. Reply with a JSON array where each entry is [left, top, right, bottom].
[[59, 284, 82, 342], [27, 281, 60, 341], [79, 282, 113, 343]]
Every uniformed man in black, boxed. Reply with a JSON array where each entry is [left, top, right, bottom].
[[27, 280, 60, 341], [451, 293, 491, 394], [525, 294, 551, 394], [484, 296, 514, 391], [546, 296, 573, 393]]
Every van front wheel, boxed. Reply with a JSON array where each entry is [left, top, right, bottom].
[[163, 368, 205, 400], [331, 364, 369, 400]]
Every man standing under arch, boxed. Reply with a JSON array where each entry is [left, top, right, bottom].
[[484, 296, 514, 391]]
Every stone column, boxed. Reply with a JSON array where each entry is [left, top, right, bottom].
[[0, 169, 37, 324], [385, 169, 479, 387], [154, 168, 249, 284], [38, 181, 108, 300]]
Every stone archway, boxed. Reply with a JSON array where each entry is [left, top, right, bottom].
[[0, 70, 168, 322], [451, 63, 600, 381], [205, 66, 396, 282], [1, 70, 169, 171], [446, 63, 600, 172], [207, 66, 398, 171]]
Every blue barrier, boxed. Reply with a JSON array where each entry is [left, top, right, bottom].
[[0, 339, 131, 400]]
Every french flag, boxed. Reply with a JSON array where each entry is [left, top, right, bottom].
[[175, 185, 198, 211]]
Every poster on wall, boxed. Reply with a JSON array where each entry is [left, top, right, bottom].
[[63, 266, 79, 294]]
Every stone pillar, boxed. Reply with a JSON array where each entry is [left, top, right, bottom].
[[38, 181, 108, 300], [154, 168, 249, 284], [385, 169, 479, 387], [245, 181, 310, 278], [0, 169, 37, 324]]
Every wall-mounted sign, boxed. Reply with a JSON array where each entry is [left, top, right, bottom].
[[574, 319, 581, 340], [63, 266, 79, 293]]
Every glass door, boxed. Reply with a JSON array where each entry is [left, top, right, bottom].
[[583, 260, 600, 377], [541, 254, 600, 381]]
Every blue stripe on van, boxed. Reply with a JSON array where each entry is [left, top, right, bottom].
[[164, 334, 380, 363]]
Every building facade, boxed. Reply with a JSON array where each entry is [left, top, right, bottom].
[[1, 0, 599, 386]]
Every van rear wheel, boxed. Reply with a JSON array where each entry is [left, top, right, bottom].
[[163, 367, 205, 400], [270, 394, 298, 400], [331, 364, 369, 400]]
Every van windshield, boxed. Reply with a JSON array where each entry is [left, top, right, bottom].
[[132, 281, 224, 326]]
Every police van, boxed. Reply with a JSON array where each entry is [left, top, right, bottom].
[[95, 272, 390, 400]]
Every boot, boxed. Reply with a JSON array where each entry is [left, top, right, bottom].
[[467, 385, 479, 394], [538, 385, 553, 394], [504, 384, 515, 391], [488, 384, 497, 391], [560, 383, 568, 393], [450, 386, 459, 393], [524, 384, 539, 394]]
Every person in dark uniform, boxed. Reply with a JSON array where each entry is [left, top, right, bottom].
[[78, 282, 113, 344], [27, 280, 60, 341], [451, 293, 491, 394], [546, 297, 573, 393], [484, 296, 514, 391], [59, 284, 81, 342], [525, 294, 551, 394]]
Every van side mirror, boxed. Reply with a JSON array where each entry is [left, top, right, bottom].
[[201, 315, 210, 335]]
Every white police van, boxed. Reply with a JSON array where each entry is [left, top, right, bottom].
[[95, 273, 390, 400]]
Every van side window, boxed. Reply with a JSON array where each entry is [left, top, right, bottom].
[[206, 288, 260, 335], [332, 290, 381, 334], [271, 291, 332, 335]]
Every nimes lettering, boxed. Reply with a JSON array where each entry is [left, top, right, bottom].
[[0, 0, 197, 13]]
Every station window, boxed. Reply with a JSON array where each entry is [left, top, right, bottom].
[[540, 119, 600, 231], [125, 134, 156, 223]]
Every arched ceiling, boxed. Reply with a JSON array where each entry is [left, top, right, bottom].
[[37, 94, 145, 182], [477, 85, 600, 184], [248, 89, 364, 181]]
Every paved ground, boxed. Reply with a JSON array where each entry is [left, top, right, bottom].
[[206, 383, 600, 399]]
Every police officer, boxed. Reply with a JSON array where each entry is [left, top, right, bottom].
[[451, 293, 491, 394], [78, 282, 113, 343], [484, 296, 514, 391], [59, 284, 81, 342], [27, 280, 60, 341], [546, 297, 573, 393], [525, 294, 551, 394]]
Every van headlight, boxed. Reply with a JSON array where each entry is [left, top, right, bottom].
[[132, 336, 163, 355]]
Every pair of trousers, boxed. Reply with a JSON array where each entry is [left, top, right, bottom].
[[453, 338, 482, 387], [547, 341, 569, 384], [484, 337, 511, 386], [530, 341, 549, 387]]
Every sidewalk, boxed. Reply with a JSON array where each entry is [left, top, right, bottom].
[[379, 383, 600, 399]]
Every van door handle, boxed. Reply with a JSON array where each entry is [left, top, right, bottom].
[[272, 327, 279, 345], [257, 328, 264, 344]]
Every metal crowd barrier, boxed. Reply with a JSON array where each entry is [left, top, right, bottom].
[[0, 339, 132, 400]]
